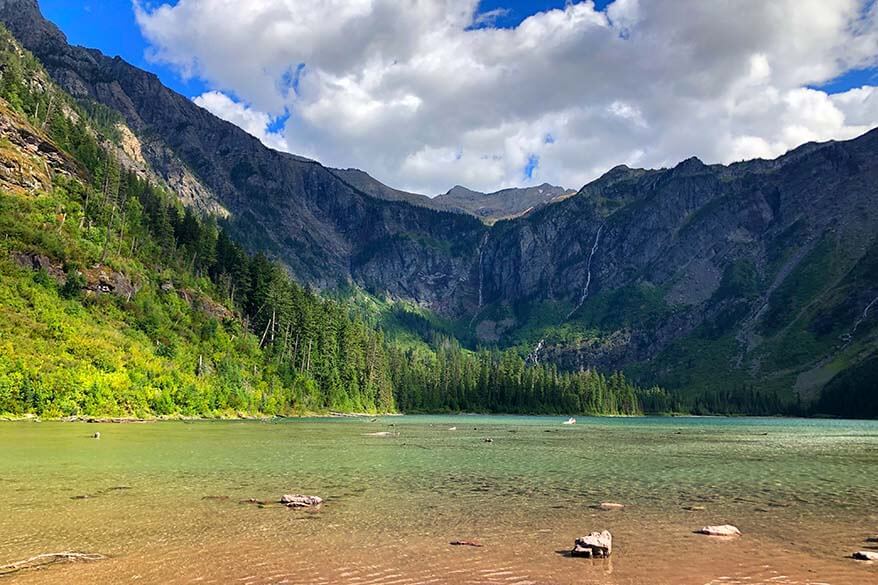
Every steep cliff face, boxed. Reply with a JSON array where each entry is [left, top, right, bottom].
[[475, 135, 878, 396], [0, 0, 485, 306], [3, 0, 876, 402]]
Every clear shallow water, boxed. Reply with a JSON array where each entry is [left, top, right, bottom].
[[1, 415, 877, 584]]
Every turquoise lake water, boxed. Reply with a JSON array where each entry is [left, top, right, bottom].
[[1, 415, 877, 584]]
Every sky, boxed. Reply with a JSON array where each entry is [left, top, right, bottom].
[[41, 0, 878, 195]]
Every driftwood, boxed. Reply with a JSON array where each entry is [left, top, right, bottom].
[[0, 552, 105, 576], [280, 494, 323, 508]]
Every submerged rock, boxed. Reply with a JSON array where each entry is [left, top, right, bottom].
[[280, 494, 323, 508], [696, 525, 741, 537], [571, 530, 612, 558], [683, 505, 706, 511], [852, 551, 878, 561], [865, 536, 878, 543], [450, 540, 483, 547], [594, 502, 624, 511]]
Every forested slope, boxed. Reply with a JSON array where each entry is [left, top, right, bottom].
[[0, 25, 655, 418]]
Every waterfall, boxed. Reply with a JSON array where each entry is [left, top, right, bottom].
[[842, 294, 878, 348], [470, 232, 490, 327], [527, 338, 546, 365], [852, 295, 878, 335], [565, 224, 603, 321], [527, 224, 604, 366], [478, 232, 489, 310]]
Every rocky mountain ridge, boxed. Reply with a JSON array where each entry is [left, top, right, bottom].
[[435, 183, 576, 222], [330, 167, 576, 222]]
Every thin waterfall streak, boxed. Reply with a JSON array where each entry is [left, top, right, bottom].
[[853, 295, 878, 335], [470, 232, 490, 328], [565, 224, 603, 321], [842, 294, 878, 349]]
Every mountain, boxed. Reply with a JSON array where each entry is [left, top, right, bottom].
[[0, 19, 664, 419], [3, 0, 876, 414], [330, 168, 574, 223], [0, 0, 486, 313], [473, 146, 878, 406], [435, 183, 577, 222]]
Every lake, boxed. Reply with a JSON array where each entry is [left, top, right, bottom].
[[1, 416, 877, 584]]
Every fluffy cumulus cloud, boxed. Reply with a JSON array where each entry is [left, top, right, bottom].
[[135, 0, 878, 194]]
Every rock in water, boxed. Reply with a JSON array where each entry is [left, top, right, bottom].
[[595, 502, 624, 511], [696, 525, 741, 537], [92, 432, 100, 439], [280, 494, 323, 508], [571, 531, 612, 558], [852, 551, 878, 561]]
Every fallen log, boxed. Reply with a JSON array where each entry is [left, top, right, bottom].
[[0, 551, 105, 576]]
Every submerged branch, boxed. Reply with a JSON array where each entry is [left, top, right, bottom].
[[0, 552, 106, 577]]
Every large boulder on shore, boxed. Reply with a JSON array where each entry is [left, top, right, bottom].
[[571, 531, 612, 558], [852, 551, 878, 561], [280, 494, 323, 508], [696, 525, 741, 537]]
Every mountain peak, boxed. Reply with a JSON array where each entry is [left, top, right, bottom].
[[672, 156, 707, 174], [445, 185, 481, 197], [0, 0, 67, 47]]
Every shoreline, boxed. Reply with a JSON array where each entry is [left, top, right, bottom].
[[0, 412, 857, 423], [0, 412, 399, 423]]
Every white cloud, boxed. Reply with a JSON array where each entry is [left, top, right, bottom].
[[191, 91, 289, 152], [135, 0, 878, 194]]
